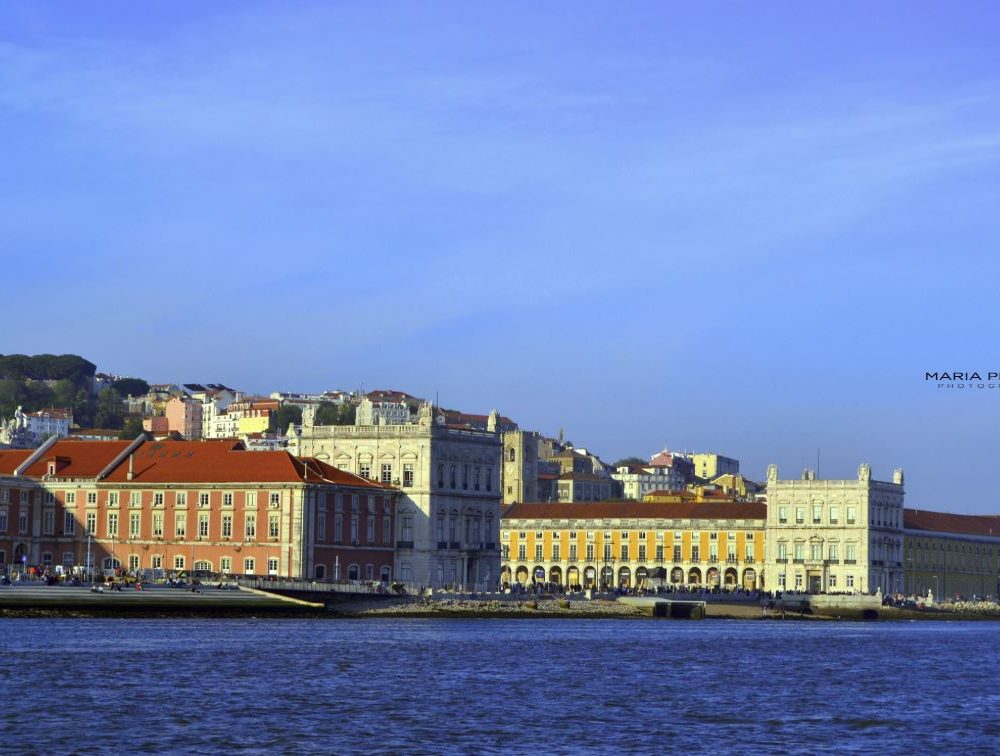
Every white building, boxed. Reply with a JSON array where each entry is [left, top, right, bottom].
[[612, 464, 685, 500], [764, 464, 905, 595], [0, 406, 72, 448], [291, 402, 502, 589]]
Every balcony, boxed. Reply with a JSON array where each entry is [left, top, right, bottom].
[[792, 559, 804, 564], [844, 559, 857, 565], [449, 542, 460, 550], [708, 557, 719, 564], [483, 543, 497, 551], [745, 557, 755, 564], [825, 559, 840, 565], [775, 558, 787, 564], [437, 541, 449, 550], [396, 541, 414, 549], [725, 558, 738, 565]]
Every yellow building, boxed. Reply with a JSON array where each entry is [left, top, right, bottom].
[[501, 500, 766, 591], [903, 509, 1000, 599]]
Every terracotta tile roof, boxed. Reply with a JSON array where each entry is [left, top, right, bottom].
[[100, 439, 392, 488], [0, 449, 33, 475], [503, 500, 767, 521], [904, 508, 1000, 538], [21, 439, 132, 478]]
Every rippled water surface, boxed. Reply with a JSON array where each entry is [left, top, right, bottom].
[[1, 618, 996, 753]]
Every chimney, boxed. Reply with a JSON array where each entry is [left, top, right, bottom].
[[127, 454, 134, 481]]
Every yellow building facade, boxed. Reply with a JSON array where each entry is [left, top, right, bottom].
[[501, 501, 766, 591], [903, 510, 1000, 599]]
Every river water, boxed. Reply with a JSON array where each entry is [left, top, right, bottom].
[[0, 618, 995, 753]]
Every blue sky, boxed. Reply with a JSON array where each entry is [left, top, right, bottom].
[[2, 3, 999, 511]]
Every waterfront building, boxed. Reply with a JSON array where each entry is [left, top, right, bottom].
[[291, 402, 502, 589], [501, 500, 766, 590], [764, 464, 905, 595], [903, 509, 1000, 599], [0, 437, 394, 581], [612, 463, 685, 500]]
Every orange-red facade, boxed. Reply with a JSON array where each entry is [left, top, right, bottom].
[[0, 438, 396, 581]]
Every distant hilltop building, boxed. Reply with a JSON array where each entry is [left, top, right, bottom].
[[0, 406, 73, 448]]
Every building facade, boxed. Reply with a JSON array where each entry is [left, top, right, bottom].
[[291, 402, 502, 589], [764, 464, 905, 595], [685, 453, 740, 481], [612, 464, 685, 500], [903, 509, 1000, 599], [165, 396, 203, 439], [502, 501, 766, 590], [0, 437, 395, 581], [501, 429, 541, 505]]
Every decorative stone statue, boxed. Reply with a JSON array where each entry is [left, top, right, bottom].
[[301, 404, 315, 428], [858, 463, 871, 482], [766, 464, 778, 483], [417, 401, 434, 426], [487, 409, 499, 433]]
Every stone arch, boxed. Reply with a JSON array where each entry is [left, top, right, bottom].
[[567, 565, 580, 588], [583, 566, 596, 588], [515, 566, 529, 585], [742, 568, 757, 590], [549, 566, 562, 585], [671, 567, 684, 584], [533, 565, 545, 583], [501, 566, 512, 585], [707, 567, 720, 587], [601, 565, 614, 590], [635, 566, 648, 587], [618, 566, 631, 588], [724, 567, 738, 586], [688, 567, 702, 585]]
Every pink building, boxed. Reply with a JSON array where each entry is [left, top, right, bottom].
[[165, 397, 203, 439]]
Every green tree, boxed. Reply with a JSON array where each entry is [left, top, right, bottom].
[[119, 417, 145, 440], [612, 456, 648, 468], [112, 378, 149, 397], [94, 388, 124, 429], [314, 401, 340, 425], [272, 404, 303, 432]]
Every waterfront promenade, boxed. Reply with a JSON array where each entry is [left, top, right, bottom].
[[0, 581, 316, 615]]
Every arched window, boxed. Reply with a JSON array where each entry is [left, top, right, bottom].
[[380, 566, 391, 583], [348, 564, 360, 581], [508, 448, 516, 462], [315, 564, 326, 580]]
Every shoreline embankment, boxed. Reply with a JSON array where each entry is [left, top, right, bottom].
[[1, 586, 999, 621]]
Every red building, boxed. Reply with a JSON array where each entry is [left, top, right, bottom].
[[0, 437, 397, 581]]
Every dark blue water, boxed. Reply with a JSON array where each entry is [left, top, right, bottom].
[[1, 618, 996, 753]]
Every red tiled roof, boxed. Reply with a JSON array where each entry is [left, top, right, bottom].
[[21, 439, 132, 478], [904, 509, 1000, 538], [503, 500, 767, 521], [100, 439, 392, 488], [0, 449, 33, 475]]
